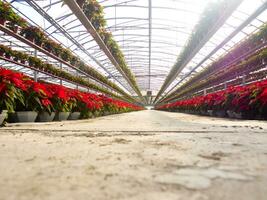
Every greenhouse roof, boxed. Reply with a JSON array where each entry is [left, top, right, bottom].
[[1, 0, 267, 104]]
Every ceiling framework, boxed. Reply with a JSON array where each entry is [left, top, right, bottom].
[[158, 1, 267, 104], [3, 0, 267, 105]]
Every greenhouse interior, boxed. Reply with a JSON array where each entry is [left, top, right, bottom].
[[0, 0, 267, 199]]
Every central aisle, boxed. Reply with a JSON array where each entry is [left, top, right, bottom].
[[0, 110, 267, 200]]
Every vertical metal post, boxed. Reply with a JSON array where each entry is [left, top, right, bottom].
[[60, 63, 63, 85], [224, 82, 227, 89], [204, 88, 207, 95], [148, 0, 152, 90], [34, 50, 38, 82], [242, 75, 246, 85]]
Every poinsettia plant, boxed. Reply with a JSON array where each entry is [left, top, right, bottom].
[[45, 84, 73, 112], [0, 68, 25, 112]]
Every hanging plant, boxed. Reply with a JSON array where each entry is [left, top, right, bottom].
[[0, 45, 12, 59], [83, 0, 103, 21], [0, 1, 13, 25], [6, 13, 27, 33], [51, 42, 64, 57], [28, 56, 42, 68], [43, 38, 56, 53], [70, 56, 79, 66], [12, 50, 28, 64], [60, 48, 72, 62], [20, 26, 46, 46], [76, 0, 86, 8]]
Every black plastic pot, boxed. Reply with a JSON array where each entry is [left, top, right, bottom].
[[36, 112, 55, 122], [215, 110, 227, 118], [9, 111, 38, 123], [200, 110, 208, 116], [233, 112, 255, 120], [0, 110, 8, 125], [68, 112, 80, 120], [227, 110, 235, 118], [207, 110, 215, 117], [54, 112, 70, 121]]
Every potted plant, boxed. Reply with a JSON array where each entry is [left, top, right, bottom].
[[42, 38, 53, 53], [42, 39, 60, 54], [70, 56, 79, 66], [91, 13, 106, 31], [76, 0, 86, 8], [0, 68, 25, 125], [13, 80, 52, 123], [28, 56, 43, 69], [36, 98, 55, 122], [60, 48, 72, 62], [0, 1, 12, 25], [83, 0, 103, 21], [0, 45, 12, 59], [12, 50, 28, 64], [67, 90, 81, 120], [45, 84, 71, 121], [20, 26, 46, 46], [0, 68, 29, 123], [51, 42, 63, 57], [6, 14, 27, 33]]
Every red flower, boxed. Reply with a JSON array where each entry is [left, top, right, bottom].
[[41, 99, 52, 107], [0, 82, 6, 93]]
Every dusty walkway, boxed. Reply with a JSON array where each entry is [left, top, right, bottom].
[[0, 110, 267, 200]]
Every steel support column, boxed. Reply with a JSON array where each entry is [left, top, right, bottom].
[[148, 0, 152, 90]]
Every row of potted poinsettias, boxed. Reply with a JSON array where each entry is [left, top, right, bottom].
[[156, 79, 267, 120], [0, 67, 143, 125]]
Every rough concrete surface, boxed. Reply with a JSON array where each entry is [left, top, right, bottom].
[[0, 110, 267, 200]]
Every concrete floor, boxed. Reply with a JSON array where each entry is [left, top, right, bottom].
[[0, 110, 267, 200]]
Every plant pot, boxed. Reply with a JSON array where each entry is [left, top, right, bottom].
[[200, 110, 208, 116], [103, 111, 110, 116], [76, 0, 86, 7], [0, 18, 6, 26], [215, 110, 226, 118], [207, 110, 215, 117], [0, 51, 4, 57], [9, 111, 38, 123], [233, 112, 254, 120], [93, 111, 100, 117], [9, 26, 19, 34], [194, 110, 201, 115], [25, 36, 34, 43], [5, 54, 11, 59], [227, 110, 235, 118], [36, 112, 55, 122], [87, 112, 94, 119], [0, 110, 8, 125], [233, 112, 243, 119], [34, 40, 43, 47], [68, 112, 80, 120], [54, 112, 70, 121]]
